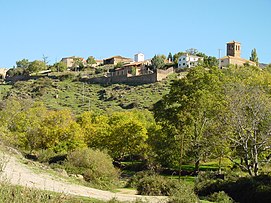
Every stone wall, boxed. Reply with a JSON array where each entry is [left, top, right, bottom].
[[156, 67, 174, 81], [84, 67, 174, 85]]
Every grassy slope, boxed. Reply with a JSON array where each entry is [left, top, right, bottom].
[[1, 73, 179, 114]]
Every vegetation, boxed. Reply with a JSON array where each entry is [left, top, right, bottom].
[[151, 55, 166, 70], [250, 48, 259, 66], [65, 148, 119, 188], [0, 182, 143, 203], [2, 61, 271, 202]]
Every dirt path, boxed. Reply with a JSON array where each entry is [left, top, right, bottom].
[[0, 155, 167, 203]]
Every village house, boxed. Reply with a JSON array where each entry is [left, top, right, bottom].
[[178, 53, 203, 68], [61, 56, 86, 68], [110, 62, 151, 77], [220, 41, 256, 67], [109, 53, 152, 77], [103, 56, 133, 65], [134, 53, 145, 62]]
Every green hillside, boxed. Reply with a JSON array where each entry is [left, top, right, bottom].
[[1, 73, 179, 114]]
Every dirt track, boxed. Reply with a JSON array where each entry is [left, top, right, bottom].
[[0, 154, 167, 202]]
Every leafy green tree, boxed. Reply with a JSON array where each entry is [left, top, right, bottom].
[[186, 48, 198, 55], [86, 56, 96, 67], [16, 59, 30, 69], [52, 61, 67, 72], [77, 111, 110, 149], [224, 84, 271, 176], [153, 67, 226, 172], [107, 112, 148, 159], [250, 48, 259, 66], [114, 62, 124, 69], [27, 60, 47, 74], [151, 55, 165, 70], [38, 109, 85, 152], [6, 67, 26, 77], [196, 52, 218, 67], [72, 58, 84, 71], [173, 52, 186, 64]]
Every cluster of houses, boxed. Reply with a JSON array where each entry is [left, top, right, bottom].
[[0, 41, 257, 83], [60, 41, 255, 79]]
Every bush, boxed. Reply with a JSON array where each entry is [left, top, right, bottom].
[[195, 171, 226, 194], [126, 170, 156, 188], [58, 73, 76, 81], [136, 174, 169, 196], [65, 148, 119, 187], [196, 174, 271, 203], [36, 149, 57, 163], [135, 173, 198, 202], [208, 191, 233, 203]]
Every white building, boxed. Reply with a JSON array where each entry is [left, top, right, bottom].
[[178, 53, 203, 68], [134, 53, 145, 62]]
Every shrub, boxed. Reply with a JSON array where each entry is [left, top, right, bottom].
[[136, 173, 198, 202], [36, 149, 57, 163], [65, 148, 119, 187], [126, 170, 156, 188], [196, 175, 271, 203], [194, 171, 226, 194], [136, 174, 169, 196], [208, 191, 233, 203]]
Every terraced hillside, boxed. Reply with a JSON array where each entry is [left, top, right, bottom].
[[0, 73, 180, 114]]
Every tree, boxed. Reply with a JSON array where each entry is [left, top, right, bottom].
[[153, 67, 226, 173], [72, 58, 84, 71], [106, 112, 148, 159], [86, 56, 96, 67], [52, 61, 67, 72], [167, 52, 173, 62], [38, 109, 85, 152], [27, 60, 47, 74], [224, 84, 271, 176], [173, 52, 186, 64], [114, 62, 124, 69], [196, 52, 218, 67], [250, 48, 259, 66], [186, 48, 198, 55], [16, 59, 30, 69], [42, 54, 49, 66], [151, 55, 165, 70]]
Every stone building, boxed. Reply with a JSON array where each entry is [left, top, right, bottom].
[[220, 41, 256, 67], [61, 56, 86, 68], [103, 56, 132, 65]]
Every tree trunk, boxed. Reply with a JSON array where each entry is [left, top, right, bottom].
[[178, 135, 184, 181], [218, 156, 222, 174], [253, 144, 259, 176], [194, 159, 200, 174]]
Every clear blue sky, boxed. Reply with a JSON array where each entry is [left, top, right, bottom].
[[1, 0, 271, 67]]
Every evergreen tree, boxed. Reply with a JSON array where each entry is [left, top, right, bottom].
[[250, 48, 259, 66], [167, 52, 173, 62]]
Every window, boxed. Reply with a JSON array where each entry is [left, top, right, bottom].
[[221, 60, 224, 62], [183, 58, 185, 60], [183, 63, 185, 66]]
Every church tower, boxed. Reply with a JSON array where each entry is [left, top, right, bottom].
[[227, 41, 241, 58]]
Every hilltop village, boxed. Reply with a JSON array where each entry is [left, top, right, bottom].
[[0, 41, 259, 84]]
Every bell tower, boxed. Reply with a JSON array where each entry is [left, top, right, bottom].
[[227, 41, 241, 58]]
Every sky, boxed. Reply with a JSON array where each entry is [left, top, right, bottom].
[[0, 0, 271, 68]]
